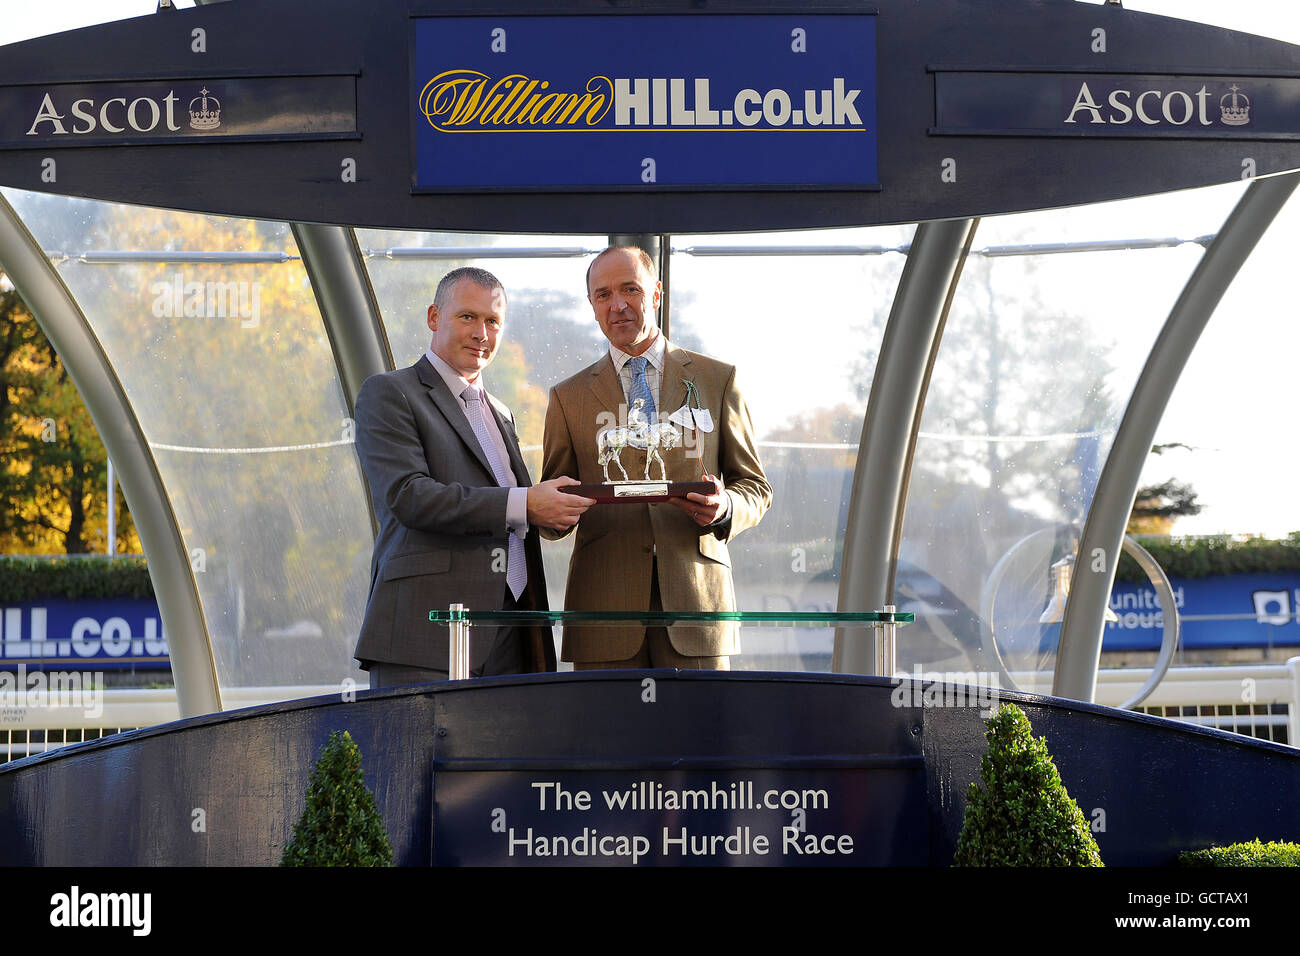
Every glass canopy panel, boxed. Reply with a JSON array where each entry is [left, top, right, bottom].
[[895, 183, 1245, 690], [2, 186, 374, 693], [671, 226, 914, 671], [1146, 186, 1300, 543]]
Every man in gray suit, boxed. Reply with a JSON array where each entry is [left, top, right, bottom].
[[353, 267, 593, 687]]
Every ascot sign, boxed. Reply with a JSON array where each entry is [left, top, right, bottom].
[[1064, 81, 1251, 129], [1, 76, 356, 149], [932, 70, 1299, 140], [26, 88, 216, 137]]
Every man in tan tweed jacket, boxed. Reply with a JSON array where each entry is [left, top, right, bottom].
[[542, 246, 772, 669]]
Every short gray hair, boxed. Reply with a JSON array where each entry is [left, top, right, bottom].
[[433, 266, 506, 309]]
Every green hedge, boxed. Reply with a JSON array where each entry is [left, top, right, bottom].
[[1178, 839, 1300, 867], [0, 556, 153, 602], [1117, 533, 1300, 582]]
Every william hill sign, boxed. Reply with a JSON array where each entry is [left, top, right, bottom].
[[411, 14, 879, 191]]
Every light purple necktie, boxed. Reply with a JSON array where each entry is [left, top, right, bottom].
[[462, 385, 526, 600]]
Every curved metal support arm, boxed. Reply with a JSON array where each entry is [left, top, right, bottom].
[[0, 191, 221, 717], [834, 218, 979, 673], [1054, 171, 1300, 701], [291, 222, 392, 539], [290, 222, 393, 411]]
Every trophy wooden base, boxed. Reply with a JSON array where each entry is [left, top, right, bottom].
[[561, 480, 715, 504]]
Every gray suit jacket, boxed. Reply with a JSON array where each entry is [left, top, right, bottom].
[[352, 356, 552, 673]]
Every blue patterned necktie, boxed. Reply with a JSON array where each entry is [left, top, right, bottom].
[[462, 385, 526, 600], [627, 356, 656, 422]]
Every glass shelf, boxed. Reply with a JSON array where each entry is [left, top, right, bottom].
[[428, 609, 914, 626]]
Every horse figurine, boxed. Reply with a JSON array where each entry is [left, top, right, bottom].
[[596, 399, 682, 482]]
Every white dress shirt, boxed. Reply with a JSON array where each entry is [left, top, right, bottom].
[[609, 331, 667, 416]]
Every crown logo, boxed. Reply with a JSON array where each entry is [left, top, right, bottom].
[[1220, 84, 1251, 127], [188, 87, 222, 131]]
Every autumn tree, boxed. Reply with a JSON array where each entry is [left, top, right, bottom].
[[856, 255, 1116, 520], [0, 278, 139, 554], [1128, 443, 1202, 534], [0, 195, 371, 683], [847, 248, 1123, 674]]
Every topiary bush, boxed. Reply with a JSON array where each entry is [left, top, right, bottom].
[[282, 730, 393, 867], [954, 703, 1103, 867], [1179, 839, 1300, 867]]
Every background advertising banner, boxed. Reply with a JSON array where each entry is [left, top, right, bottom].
[[0, 598, 169, 670], [1101, 573, 1300, 652], [412, 14, 879, 190]]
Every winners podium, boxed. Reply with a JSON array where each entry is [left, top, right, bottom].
[[2, 608, 1300, 866], [428, 609, 919, 866]]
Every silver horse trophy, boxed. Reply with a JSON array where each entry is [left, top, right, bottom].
[[596, 398, 682, 482]]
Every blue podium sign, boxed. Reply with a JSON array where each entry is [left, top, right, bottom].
[[432, 764, 927, 866], [412, 14, 878, 190]]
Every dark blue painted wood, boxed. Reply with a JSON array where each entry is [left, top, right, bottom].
[[0, 672, 1296, 865]]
